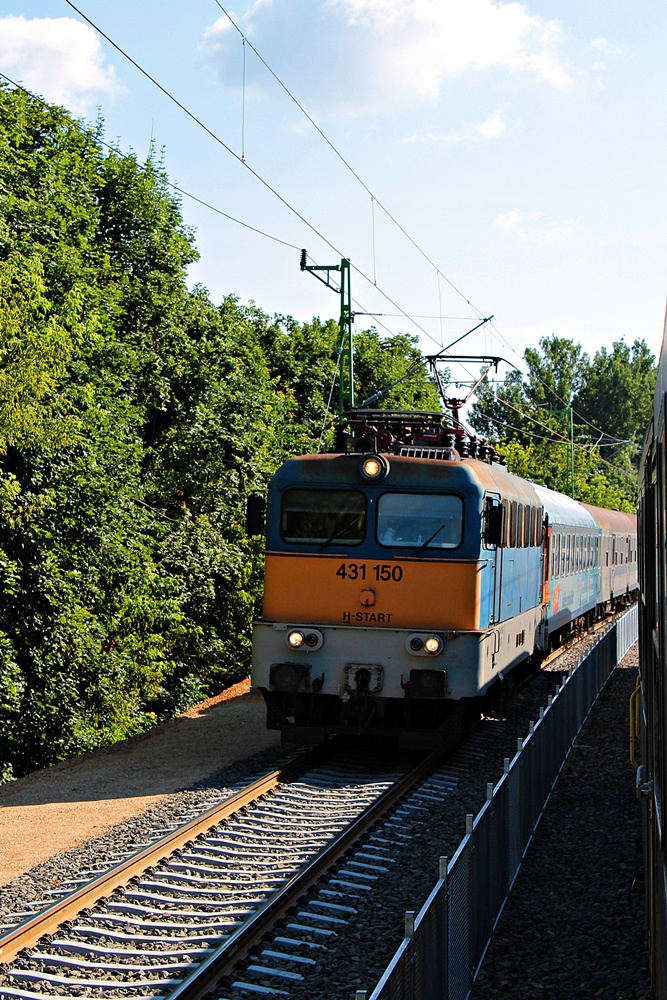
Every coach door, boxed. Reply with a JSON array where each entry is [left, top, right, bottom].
[[483, 494, 504, 625], [541, 517, 552, 606]]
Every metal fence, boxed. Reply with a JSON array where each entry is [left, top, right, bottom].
[[366, 604, 638, 1000]]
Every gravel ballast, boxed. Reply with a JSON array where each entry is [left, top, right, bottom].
[[471, 648, 649, 1000], [227, 641, 649, 999], [0, 628, 649, 1000]]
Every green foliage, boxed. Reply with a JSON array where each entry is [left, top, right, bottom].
[[470, 333, 656, 509], [574, 339, 656, 455], [498, 440, 635, 512], [0, 84, 440, 780]]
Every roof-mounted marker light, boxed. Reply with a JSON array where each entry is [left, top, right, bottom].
[[360, 454, 389, 481]]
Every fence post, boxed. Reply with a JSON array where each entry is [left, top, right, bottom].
[[406, 910, 416, 1000], [440, 857, 449, 1000]]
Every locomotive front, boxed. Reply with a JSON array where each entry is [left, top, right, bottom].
[[251, 440, 543, 745]]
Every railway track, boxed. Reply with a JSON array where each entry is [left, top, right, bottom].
[[0, 618, 624, 1000], [0, 742, 456, 999]]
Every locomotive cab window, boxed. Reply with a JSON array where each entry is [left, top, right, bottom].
[[378, 493, 463, 549], [281, 489, 366, 544]]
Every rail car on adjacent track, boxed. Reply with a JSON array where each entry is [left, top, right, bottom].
[[251, 408, 637, 747], [638, 306, 667, 1000]]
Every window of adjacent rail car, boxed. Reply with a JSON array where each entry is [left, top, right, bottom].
[[281, 489, 366, 544], [377, 493, 463, 548]]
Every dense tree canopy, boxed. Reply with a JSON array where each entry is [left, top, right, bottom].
[[0, 85, 439, 780], [469, 334, 656, 509]]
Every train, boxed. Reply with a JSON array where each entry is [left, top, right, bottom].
[[250, 407, 637, 748], [638, 307, 667, 999]]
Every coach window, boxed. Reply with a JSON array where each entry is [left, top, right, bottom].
[[516, 505, 524, 548], [523, 507, 531, 547], [509, 501, 518, 547], [281, 489, 366, 544], [377, 493, 463, 549], [553, 534, 560, 577], [502, 500, 510, 546]]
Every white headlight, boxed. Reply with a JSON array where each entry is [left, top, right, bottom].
[[424, 636, 441, 654], [287, 630, 305, 648]]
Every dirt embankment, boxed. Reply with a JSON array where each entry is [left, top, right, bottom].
[[0, 680, 280, 886]]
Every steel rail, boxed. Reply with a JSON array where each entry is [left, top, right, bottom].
[[540, 606, 628, 670], [0, 746, 328, 965], [162, 746, 445, 1000]]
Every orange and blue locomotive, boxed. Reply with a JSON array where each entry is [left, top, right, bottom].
[[251, 409, 637, 745]]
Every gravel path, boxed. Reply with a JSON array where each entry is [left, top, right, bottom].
[[0, 682, 281, 887], [471, 648, 649, 1000]]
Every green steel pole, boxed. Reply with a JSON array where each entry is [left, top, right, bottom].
[[299, 252, 354, 427], [338, 258, 354, 421], [569, 405, 575, 499]]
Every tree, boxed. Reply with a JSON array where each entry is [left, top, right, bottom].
[[574, 339, 656, 459], [0, 84, 445, 780], [469, 333, 652, 509]]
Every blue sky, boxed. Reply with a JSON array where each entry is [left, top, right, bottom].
[[1, 0, 666, 383]]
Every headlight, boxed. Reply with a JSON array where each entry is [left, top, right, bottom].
[[285, 628, 323, 651], [360, 454, 389, 480], [406, 633, 443, 656]]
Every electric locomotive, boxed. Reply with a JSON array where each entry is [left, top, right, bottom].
[[251, 408, 637, 746]]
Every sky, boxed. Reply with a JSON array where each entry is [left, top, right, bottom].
[[1, 0, 666, 391]]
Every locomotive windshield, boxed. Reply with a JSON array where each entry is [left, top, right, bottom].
[[377, 493, 463, 549], [281, 489, 366, 544]]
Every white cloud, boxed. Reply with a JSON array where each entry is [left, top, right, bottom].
[[494, 209, 573, 245], [0, 15, 124, 115], [199, 15, 235, 58], [477, 110, 505, 138], [199, 0, 273, 57], [589, 37, 621, 57], [494, 209, 541, 230], [406, 109, 506, 144], [327, 0, 573, 102]]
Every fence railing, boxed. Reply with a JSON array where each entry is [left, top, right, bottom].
[[366, 604, 638, 1000]]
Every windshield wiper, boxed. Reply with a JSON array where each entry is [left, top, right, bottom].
[[320, 516, 361, 549], [415, 518, 453, 553]]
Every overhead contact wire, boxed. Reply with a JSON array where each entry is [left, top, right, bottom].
[[0, 72, 302, 252], [213, 0, 634, 453], [61, 1, 461, 358]]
